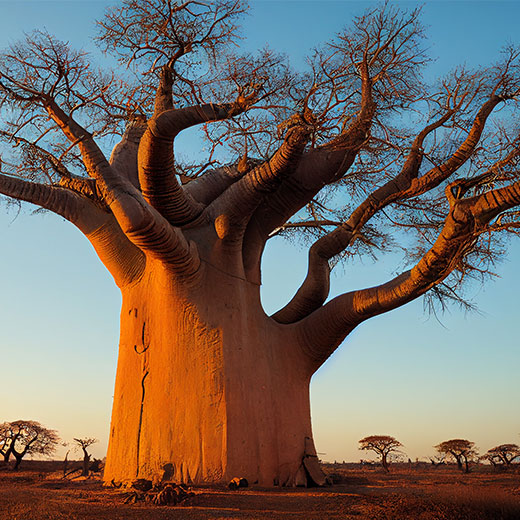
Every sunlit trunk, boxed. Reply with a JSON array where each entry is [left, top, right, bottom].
[[103, 261, 323, 486]]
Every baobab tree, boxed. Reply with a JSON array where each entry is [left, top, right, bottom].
[[1, 1, 520, 486], [73, 437, 99, 477], [359, 435, 403, 472]]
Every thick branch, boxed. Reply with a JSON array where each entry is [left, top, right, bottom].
[[44, 98, 122, 194], [274, 95, 504, 324], [242, 66, 375, 277], [249, 63, 375, 233], [153, 66, 174, 116], [45, 98, 199, 276], [85, 217, 146, 288], [297, 173, 520, 369], [296, 208, 474, 366], [138, 102, 253, 226], [0, 173, 89, 224], [401, 95, 504, 198], [58, 175, 99, 202], [0, 173, 145, 286], [184, 164, 247, 205], [109, 117, 148, 189], [272, 113, 449, 323], [152, 39, 195, 116], [107, 192, 200, 276], [208, 122, 311, 242]]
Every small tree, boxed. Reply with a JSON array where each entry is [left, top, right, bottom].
[[0, 420, 60, 469], [434, 439, 478, 473], [73, 437, 99, 476], [484, 444, 520, 467], [359, 435, 403, 472]]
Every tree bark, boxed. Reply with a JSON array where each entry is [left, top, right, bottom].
[[454, 455, 463, 470], [13, 455, 22, 470], [382, 453, 389, 472], [103, 253, 322, 487], [82, 449, 91, 477]]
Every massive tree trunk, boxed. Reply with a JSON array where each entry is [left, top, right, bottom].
[[103, 254, 319, 486]]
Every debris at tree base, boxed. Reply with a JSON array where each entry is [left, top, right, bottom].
[[130, 478, 153, 492], [122, 480, 195, 506], [228, 477, 248, 490]]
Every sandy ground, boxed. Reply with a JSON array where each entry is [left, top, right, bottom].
[[1, 461, 519, 519]]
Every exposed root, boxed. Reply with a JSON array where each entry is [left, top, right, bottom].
[[122, 480, 195, 506]]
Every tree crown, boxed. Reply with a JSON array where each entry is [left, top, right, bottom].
[[0, 420, 60, 458], [1, 2, 520, 370], [359, 435, 403, 455], [435, 439, 478, 459]]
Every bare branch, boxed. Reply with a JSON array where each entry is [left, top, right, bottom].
[[109, 116, 148, 188], [138, 99, 257, 226], [0, 172, 146, 286], [297, 167, 520, 368], [273, 88, 511, 324], [0, 172, 88, 224], [184, 163, 249, 205], [208, 115, 312, 243], [39, 97, 199, 274]]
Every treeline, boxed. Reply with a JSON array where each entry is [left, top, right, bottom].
[[357, 435, 520, 472]]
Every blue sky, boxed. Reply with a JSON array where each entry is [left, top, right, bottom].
[[1, 0, 519, 463]]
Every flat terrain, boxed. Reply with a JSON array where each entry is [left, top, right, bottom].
[[1, 461, 519, 519]]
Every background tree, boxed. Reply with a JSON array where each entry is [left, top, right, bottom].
[[483, 444, 520, 467], [0, 422, 15, 463], [435, 439, 478, 473], [1, 1, 520, 486], [0, 420, 59, 469], [358, 435, 403, 472], [73, 437, 99, 477]]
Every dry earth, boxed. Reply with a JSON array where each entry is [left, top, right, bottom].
[[1, 461, 519, 519]]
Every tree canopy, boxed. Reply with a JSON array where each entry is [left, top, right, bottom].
[[0, 420, 60, 469], [359, 435, 403, 471], [1, 2, 519, 321], [483, 444, 520, 466], [435, 439, 478, 473]]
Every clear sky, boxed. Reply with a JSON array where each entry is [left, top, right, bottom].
[[1, 0, 519, 464]]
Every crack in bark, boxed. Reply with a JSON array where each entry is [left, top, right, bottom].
[[200, 258, 260, 286], [136, 370, 149, 478], [134, 322, 150, 354]]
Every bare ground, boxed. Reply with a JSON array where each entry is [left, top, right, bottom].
[[1, 461, 519, 519]]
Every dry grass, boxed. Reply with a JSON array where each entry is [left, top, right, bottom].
[[0, 461, 519, 519]]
